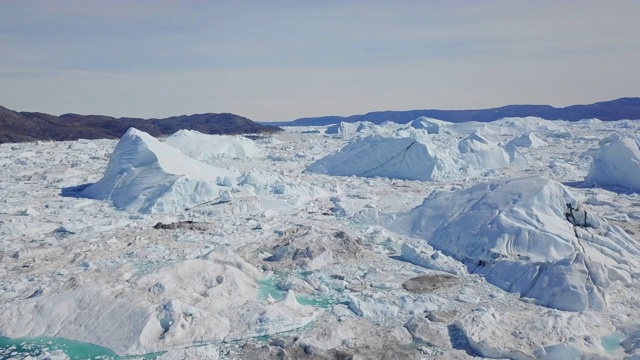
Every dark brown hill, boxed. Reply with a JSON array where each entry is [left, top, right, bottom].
[[0, 106, 282, 143]]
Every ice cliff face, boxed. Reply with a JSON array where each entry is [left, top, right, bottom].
[[383, 175, 640, 311]]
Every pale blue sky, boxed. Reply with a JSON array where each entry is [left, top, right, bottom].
[[1, 0, 639, 121]]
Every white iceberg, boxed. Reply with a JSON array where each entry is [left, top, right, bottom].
[[458, 132, 527, 169], [508, 132, 547, 148], [306, 131, 528, 182], [383, 175, 640, 311], [491, 116, 565, 135], [325, 121, 377, 136], [407, 117, 447, 134], [585, 135, 640, 192], [81, 128, 239, 213], [305, 135, 464, 181], [164, 129, 264, 161]]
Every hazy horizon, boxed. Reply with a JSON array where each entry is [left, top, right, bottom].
[[2, 1, 639, 121]]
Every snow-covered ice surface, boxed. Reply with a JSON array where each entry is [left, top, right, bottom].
[[1, 118, 640, 359]]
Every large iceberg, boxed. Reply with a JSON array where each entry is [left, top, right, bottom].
[[306, 132, 526, 182], [491, 116, 565, 135], [585, 135, 640, 192], [458, 132, 527, 169], [82, 128, 239, 213], [164, 129, 264, 161], [324, 121, 389, 137], [305, 135, 465, 181], [382, 175, 640, 311]]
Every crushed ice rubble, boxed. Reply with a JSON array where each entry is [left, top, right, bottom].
[[1, 119, 640, 359]]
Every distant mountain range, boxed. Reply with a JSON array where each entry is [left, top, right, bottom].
[[0, 106, 282, 143], [273, 97, 640, 126]]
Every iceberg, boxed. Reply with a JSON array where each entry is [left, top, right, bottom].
[[164, 129, 264, 161], [384, 175, 640, 311], [305, 135, 463, 181], [82, 128, 239, 213], [508, 132, 547, 148], [585, 135, 640, 192]]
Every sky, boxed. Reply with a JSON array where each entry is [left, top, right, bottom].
[[1, 0, 639, 121]]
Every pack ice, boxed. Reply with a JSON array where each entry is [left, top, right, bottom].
[[379, 175, 640, 311], [3, 116, 640, 359]]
